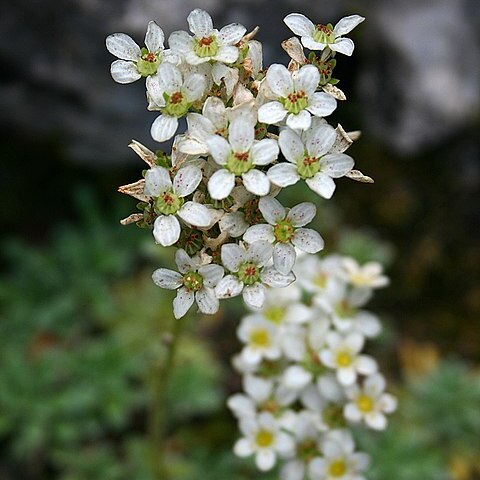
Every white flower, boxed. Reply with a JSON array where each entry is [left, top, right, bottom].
[[152, 249, 224, 318], [147, 63, 207, 142], [342, 258, 390, 289], [145, 165, 212, 246], [106, 21, 178, 84], [258, 64, 337, 130], [207, 116, 279, 200], [243, 196, 324, 274], [344, 373, 397, 430], [228, 374, 274, 418], [234, 412, 295, 471], [309, 430, 370, 480], [319, 331, 377, 386], [268, 123, 354, 199], [284, 13, 365, 56], [215, 241, 294, 309], [169, 8, 246, 66]]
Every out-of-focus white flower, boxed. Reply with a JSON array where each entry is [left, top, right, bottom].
[[152, 249, 224, 318], [234, 412, 295, 471], [342, 258, 390, 289], [268, 123, 354, 199], [147, 63, 207, 142], [344, 373, 397, 430], [319, 331, 377, 385], [244, 196, 324, 274], [106, 21, 178, 84], [145, 165, 212, 246], [169, 8, 246, 66], [284, 13, 365, 56], [258, 64, 337, 130]]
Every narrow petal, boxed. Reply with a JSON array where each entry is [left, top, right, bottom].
[[267, 163, 299, 187], [144, 165, 172, 196], [306, 172, 336, 199], [182, 73, 206, 102], [174, 248, 198, 274], [187, 8, 213, 37], [151, 114, 178, 142], [218, 23, 247, 45], [153, 215, 181, 246], [106, 33, 141, 61], [278, 128, 304, 164], [307, 92, 337, 117], [330, 37, 355, 56], [333, 15, 365, 36], [195, 287, 220, 314], [206, 135, 231, 165], [286, 202, 316, 227], [321, 153, 354, 178], [251, 139, 280, 166], [173, 287, 195, 319], [110, 60, 141, 84], [261, 267, 295, 288], [221, 243, 245, 272], [168, 30, 192, 54], [246, 240, 273, 266], [286, 110, 311, 130], [146, 74, 166, 108], [273, 243, 296, 275], [152, 268, 183, 289], [258, 101, 287, 125], [198, 264, 224, 287], [145, 21, 165, 52], [243, 224, 275, 244], [243, 283, 266, 309], [177, 201, 212, 227], [258, 196, 286, 224], [207, 169, 235, 200], [284, 13, 315, 37], [215, 275, 244, 298], [294, 65, 320, 96], [242, 169, 271, 196], [229, 117, 255, 152], [174, 165, 202, 197], [266, 64, 293, 98], [306, 123, 337, 158], [213, 45, 239, 64], [301, 36, 327, 51], [292, 228, 324, 254]]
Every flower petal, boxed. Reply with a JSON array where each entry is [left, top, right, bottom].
[[283, 365, 313, 390], [229, 117, 255, 152], [157, 62, 183, 93], [177, 201, 212, 227], [267, 163, 299, 187], [256, 450, 276, 471], [266, 64, 293, 98], [168, 30, 192, 54], [242, 169, 271, 196], [183, 73, 206, 102], [215, 274, 244, 298], [356, 355, 378, 375], [261, 267, 295, 288], [195, 287, 220, 314], [246, 240, 273, 266], [258, 101, 287, 124], [219, 212, 249, 237], [320, 153, 354, 178], [307, 92, 337, 117], [221, 243, 245, 272], [243, 224, 275, 244], [333, 15, 365, 36], [198, 264, 224, 287], [151, 114, 178, 142], [106, 33, 141, 61], [294, 65, 320, 96], [144, 166, 172, 196], [152, 268, 183, 289], [153, 215, 181, 246], [145, 21, 165, 52], [278, 128, 304, 164], [243, 283, 266, 309], [174, 165, 202, 197], [174, 248, 198, 274], [206, 135, 231, 165], [213, 45, 239, 64], [187, 8, 213, 37], [292, 228, 324, 254], [251, 139, 279, 166], [219, 23, 247, 45], [173, 287, 195, 319], [330, 37, 355, 56], [273, 242, 296, 275], [258, 196, 286, 224], [284, 13, 315, 37], [207, 168, 235, 200], [234, 438, 254, 457], [286, 202, 316, 227], [306, 123, 337, 158], [110, 60, 141, 84], [306, 172, 336, 199], [286, 110, 311, 130]]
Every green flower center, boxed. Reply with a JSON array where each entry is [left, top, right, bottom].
[[183, 271, 203, 292], [264, 306, 285, 324], [273, 220, 295, 243], [282, 90, 308, 114], [297, 439, 320, 463], [238, 261, 261, 285], [323, 403, 347, 429], [163, 91, 190, 118], [194, 35, 219, 58], [154, 190, 183, 215], [334, 300, 356, 319], [137, 48, 161, 77], [329, 459, 347, 477], [313, 23, 335, 45], [297, 154, 321, 179], [226, 151, 253, 175]]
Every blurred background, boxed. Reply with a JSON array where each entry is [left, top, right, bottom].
[[1, 0, 479, 478]]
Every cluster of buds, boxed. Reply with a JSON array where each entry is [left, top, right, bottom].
[[229, 254, 397, 477], [110, 8, 373, 319]]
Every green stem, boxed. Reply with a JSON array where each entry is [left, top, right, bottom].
[[149, 314, 186, 480]]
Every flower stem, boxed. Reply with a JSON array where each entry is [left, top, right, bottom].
[[149, 314, 186, 480]]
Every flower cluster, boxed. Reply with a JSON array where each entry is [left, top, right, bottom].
[[110, 8, 373, 319], [228, 254, 397, 477]]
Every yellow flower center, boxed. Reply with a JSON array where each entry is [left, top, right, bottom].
[[329, 459, 347, 476], [255, 429, 274, 448], [356, 394, 374, 413], [250, 328, 270, 348], [264, 307, 285, 324], [336, 351, 352, 367]]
